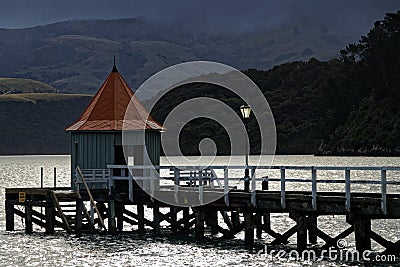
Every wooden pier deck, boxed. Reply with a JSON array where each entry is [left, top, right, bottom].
[[5, 165, 400, 255]]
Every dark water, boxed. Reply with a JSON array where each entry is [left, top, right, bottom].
[[1, 155, 399, 266]]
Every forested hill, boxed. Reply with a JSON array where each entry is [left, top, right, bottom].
[[322, 11, 400, 155], [150, 11, 400, 156], [0, 11, 399, 156]]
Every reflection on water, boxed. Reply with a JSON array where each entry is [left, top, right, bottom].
[[0, 155, 399, 266]]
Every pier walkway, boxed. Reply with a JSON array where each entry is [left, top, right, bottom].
[[5, 165, 400, 254]]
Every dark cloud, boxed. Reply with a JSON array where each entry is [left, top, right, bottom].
[[0, 0, 398, 30]]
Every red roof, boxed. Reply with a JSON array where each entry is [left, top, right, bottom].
[[66, 67, 163, 131]]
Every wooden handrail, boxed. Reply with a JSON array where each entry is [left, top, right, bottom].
[[76, 166, 107, 231], [51, 191, 72, 234]]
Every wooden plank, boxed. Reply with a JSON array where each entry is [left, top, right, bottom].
[[220, 211, 233, 230], [51, 191, 72, 234], [321, 226, 354, 249], [371, 230, 394, 248], [76, 166, 106, 230], [271, 225, 297, 245], [14, 208, 48, 229]]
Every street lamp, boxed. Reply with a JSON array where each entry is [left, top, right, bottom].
[[240, 104, 252, 192]]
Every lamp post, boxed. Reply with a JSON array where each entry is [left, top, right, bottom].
[[240, 104, 252, 192]]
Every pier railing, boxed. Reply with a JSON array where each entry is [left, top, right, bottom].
[[75, 165, 400, 214]]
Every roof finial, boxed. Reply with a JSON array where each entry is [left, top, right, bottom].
[[112, 56, 118, 72]]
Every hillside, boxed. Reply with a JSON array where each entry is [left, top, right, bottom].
[[0, 11, 399, 156], [0, 78, 58, 94], [0, 93, 91, 154], [149, 11, 400, 156], [0, 17, 368, 96]]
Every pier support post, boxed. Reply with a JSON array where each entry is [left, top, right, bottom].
[[263, 213, 271, 232], [137, 204, 145, 233], [205, 208, 218, 235], [255, 213, 262, 239], [308, 215, 318, 244], [153, 203, 160, 236], [244, 212, 255, 250], [182, 207, 190, 232], [354, 216, 371, 253], [96, 202, 107, 228], [294, 213, 307, 252], [75, 197, 83, 236], [5, 199, 15, 231], [45, 196, 55, 235], [195, 208, 205, 240], [25, 202, 33, 234], [170, 207, 178, 233], [108, 200, 117, 235], [231, 211, 240, 229], [261, 178, 271, 234], [116, 202, 124, 232]]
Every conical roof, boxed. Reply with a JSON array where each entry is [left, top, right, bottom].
[[66, 66, 163, 131]]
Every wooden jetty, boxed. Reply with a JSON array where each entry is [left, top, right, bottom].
[[5, 165, 400, 254], [5, 63, 400, 257]]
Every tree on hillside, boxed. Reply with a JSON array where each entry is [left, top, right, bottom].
[[340, 11, 400, 97]]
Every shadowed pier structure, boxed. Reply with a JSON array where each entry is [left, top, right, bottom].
[[5, 165, 400, 255], [5, 63, 400, 256]]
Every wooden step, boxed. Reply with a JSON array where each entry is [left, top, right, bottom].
[[59, 204, 77, 208]]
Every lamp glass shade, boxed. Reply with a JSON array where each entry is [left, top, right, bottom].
[[240, 105, 252, 119]]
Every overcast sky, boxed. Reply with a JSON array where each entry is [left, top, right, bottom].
[[0, 0, 399, 29]]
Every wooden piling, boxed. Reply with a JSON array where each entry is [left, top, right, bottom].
[[231, 211, 240, 229], [5, 199, 14, 231], [96, 202, 107, 229], [45, 195, 55, 235], [170, 207, 178, 233], [182, 207, 190, 232], [244, 212, 254, 250], [40, 167, 43, 188], [261, 178, 271, 231], [53, 167, 57, 189], [308, 215, 318, 244], [137, 204, 145, 232], [354, 216, 371, 252], [116, 202, 124, 232], [75, 197, 83, 236], [25, 202, 33, 234], [195, 208, 205, 240], [295, 214, 307, 252], [255, 213, 262, 239], [206, 208, 218, 235], [108, 200, 117, 235], [153, 203, 160, 236]]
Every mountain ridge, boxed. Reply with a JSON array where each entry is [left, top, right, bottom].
[[0, 17, 368, 96]]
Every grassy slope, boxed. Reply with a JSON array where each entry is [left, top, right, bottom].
[[0, 78, 58, 94]]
